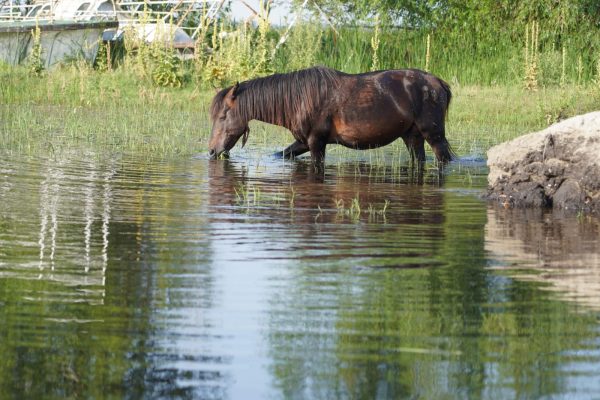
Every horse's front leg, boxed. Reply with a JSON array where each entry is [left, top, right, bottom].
[[273, 140, 309, 159], [308, 135, 327, 166]]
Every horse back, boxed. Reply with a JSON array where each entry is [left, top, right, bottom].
[[328, 69, 451, 149]]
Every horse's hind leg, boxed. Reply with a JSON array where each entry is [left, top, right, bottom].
[[401, 127, 426, 166], [273, 140, 309, 159], [414, 119, 454, 164]]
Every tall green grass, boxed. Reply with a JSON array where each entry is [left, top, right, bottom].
[[309, 24, 599, 86], [91, 5, 599, 89], [1, 61, 599, 158], [1, 10, 599, 158]]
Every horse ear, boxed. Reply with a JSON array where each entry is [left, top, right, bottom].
[[225, 82, 239, 107], [231, 82, 240, 98]]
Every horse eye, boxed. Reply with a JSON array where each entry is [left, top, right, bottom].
[[219, 115, 226, 121]]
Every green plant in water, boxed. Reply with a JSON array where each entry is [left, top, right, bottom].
[[336, 195, 390, 222], [366, 199, 389, 222], [335, 196, 361, 221], [234, 184, 262, 207]]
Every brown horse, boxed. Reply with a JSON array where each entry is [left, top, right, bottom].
[[208, 66, 454, 165]]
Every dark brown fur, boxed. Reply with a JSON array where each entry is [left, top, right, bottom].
[[208, 66, 454, 165]]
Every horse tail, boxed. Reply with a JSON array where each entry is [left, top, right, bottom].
[[437, 77, 456, 161], [438, 77, 452, 121]]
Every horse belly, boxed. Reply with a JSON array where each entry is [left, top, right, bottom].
[[332, 103, 413, 149], [331, 79, 414, 149]]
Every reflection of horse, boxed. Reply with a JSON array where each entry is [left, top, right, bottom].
[[207, 159, 446, 228], [208, 66, 454, 166]]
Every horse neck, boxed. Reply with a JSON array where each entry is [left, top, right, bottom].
[[238, 93, 295, 131]]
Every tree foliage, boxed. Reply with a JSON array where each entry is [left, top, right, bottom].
[[293, 0, 600, 34]]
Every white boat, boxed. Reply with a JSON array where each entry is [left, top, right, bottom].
[[0, 0, 224, 67], [0, 0, 119, 67]]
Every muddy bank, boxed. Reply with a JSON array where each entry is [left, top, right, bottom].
[[486, 111, 600, 213]]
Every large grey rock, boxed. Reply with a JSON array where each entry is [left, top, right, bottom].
[[486, 111, 600, 214]]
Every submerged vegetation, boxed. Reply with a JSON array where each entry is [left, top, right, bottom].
[[0, 0, 599, 158]]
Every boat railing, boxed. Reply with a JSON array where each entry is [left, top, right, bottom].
[[0, 2, 117, 23], [0, 0, 224, 38]]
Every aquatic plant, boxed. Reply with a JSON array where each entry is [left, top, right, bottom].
[[334, 195, 389, 222]]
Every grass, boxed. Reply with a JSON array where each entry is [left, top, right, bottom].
[[1, 65, 599, 159], [2, 5, 597, 160], [446, 84, 600, 156], [0, 65, 211, 156]]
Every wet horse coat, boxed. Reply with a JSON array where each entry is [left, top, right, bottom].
[[208, 66, 454, 164]]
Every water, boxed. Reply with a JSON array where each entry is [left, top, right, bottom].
[[1, 151, 600, 399]]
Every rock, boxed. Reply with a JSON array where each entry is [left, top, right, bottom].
[[486, 111, 600, 214]]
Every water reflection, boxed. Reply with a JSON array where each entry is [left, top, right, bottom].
[[0, 153, 232, 398], [207, 160, 449, 269], [1, 152, 600, 399], [1, 156, 113, 303], [486, 207, 600, 309]]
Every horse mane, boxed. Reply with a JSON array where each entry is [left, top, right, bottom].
[[210, 66, 341, 132]]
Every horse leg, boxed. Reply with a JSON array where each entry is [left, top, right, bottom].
[[401, 127, 426, 167], [308, 135, 327, 166], [414, 120, 454, 164], [273, 140, 309, 159]]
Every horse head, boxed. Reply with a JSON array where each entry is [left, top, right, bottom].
[[208, 82, 250, 159]]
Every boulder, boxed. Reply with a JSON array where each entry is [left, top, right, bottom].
[[486, 111, 600, 214]]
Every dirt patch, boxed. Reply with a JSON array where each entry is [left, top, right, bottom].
[[486, 111, 600, 214]]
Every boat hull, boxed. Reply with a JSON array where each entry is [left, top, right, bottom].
[[0, 20, 118, 68]]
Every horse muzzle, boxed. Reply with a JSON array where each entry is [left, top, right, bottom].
[[208, 149, 230, 159]]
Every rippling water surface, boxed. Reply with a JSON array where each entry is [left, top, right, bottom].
[[1, 151, 600, 399]]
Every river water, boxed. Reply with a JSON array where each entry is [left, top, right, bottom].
[[1, 151, 599, 399]]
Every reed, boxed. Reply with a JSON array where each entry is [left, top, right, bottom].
[[524, 21, 540, 91], [560, 45, 566, 87], [334, 195, 389, 222], [27, 22, 44, 77], [370, 14, 380, 71], [425, 33, 431, 72]]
